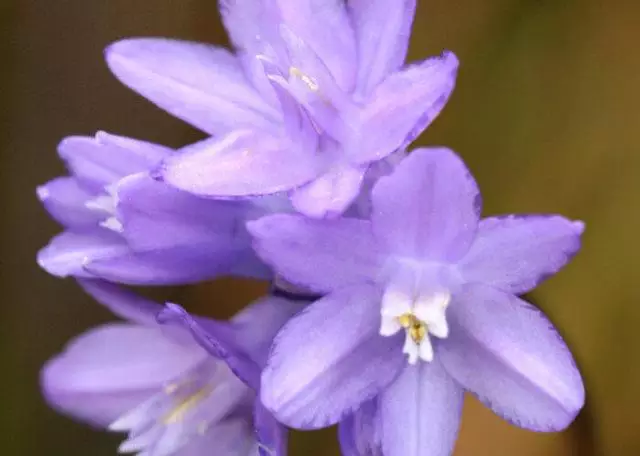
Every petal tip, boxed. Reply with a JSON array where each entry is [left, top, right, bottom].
[[156, 302, 185, 325], [441, 50, 460, 69], [36, 184, 50, 201], [572, 220, 586, 235]]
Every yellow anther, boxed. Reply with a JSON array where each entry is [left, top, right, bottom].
[[397, 313, 427, 344]]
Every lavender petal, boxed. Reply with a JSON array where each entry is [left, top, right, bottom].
[[41, 323, 205, 427], [459, 215, 585, 294], [37, 177, 103, 228], [371, 147, 480, 262], [338, 399, 382, 456], [349, 0, 417, 96], [260, 284, 404, 429], [347, 52, 459, 164], [248, 214, 381, 294], [105, 38, 279, 134], [58, 132, 170, 192], [289, 163, 367, 218], [379, 361, 463, 456], [159, 132, 322, 197], [440, 284, 585, 431]]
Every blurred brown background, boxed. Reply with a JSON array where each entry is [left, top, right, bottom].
[[2, 0, 639, 454]]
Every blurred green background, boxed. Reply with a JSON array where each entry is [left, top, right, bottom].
[[2, 0, 638, 454]]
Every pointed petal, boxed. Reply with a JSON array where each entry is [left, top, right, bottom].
[[276, 0, 356, 90], [116, 173, 252, 251], [41, 323, 205, 427], [379, 361, 463, 456], [349, 0, 416, 95], [260, 284, 405, 429], [158, 304, 261, 390], [105, 38, 278, 134], [440, 284, 585, 431], [254, 402, 288, 456], [459, 215, 584, 295], [114, 173, 269, 281], [338, 399, 382, 456], [77, 279, 161, 326], [58, 132, 171, 191], [37, 177, 103, 228], [371, 147, 480, 262], [159, 132, 322, 197], [37, 230, 129, 278], [290, 164, 367, 218], [248, 214, 381, 293], [85, 246, 237, 286], [348, 53, 459, 163], [219, 0, 283, 57]]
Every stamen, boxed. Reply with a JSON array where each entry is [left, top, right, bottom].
[[162, 384, 214, 425], [397, 313, 427, 344], [289, 67, 319, 92]]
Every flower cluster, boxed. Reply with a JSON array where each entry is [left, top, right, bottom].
[[38, 1, 585, 455]]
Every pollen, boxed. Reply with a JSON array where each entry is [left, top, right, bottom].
[[398, 313, 427, 344], [289, 66, 319, 92]]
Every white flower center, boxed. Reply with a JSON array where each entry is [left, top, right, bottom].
[[380, 288, 451, 364]]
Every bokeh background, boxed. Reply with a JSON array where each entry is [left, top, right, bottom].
[[2, 0, 638, 454]]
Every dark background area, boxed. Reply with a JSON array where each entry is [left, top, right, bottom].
[[2, 0, 639, 454]]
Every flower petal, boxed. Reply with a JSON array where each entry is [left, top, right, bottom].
[[248, 214, 381, 293], [254, 402, 288, 456], [37, 177, 103, 228], [158, 304, 262, 390], [379, 361, 463, 456], [37, 230, 129, 278], [41, 323, 205, 427], [290, 163, 367, 218], [182, 418, 258, 456], [349, 0, 416, 96], [276, 0, 356, 91], [158, 295, 305, 391], [84, 246, 237, 285], [105, 38, 278, 134], [440, 284, 585, 431], [458, 215, 584, 294], [58, 132, 170, 191], [260, 284, 405, 429], [347, 52, 459, 163], [77, 279, 161, 326], [159, 132, 322, 197], [338, 399, 382, 456], [219, 0, 283, 57], [371, 147, 480, 262], [116, 173, 252, 251]]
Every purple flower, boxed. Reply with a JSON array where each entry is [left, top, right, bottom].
[[37, 131, 273, 285], [41, 279, 303, 455], [106, 0, 458, 217], [248, 148, 585, 455]]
